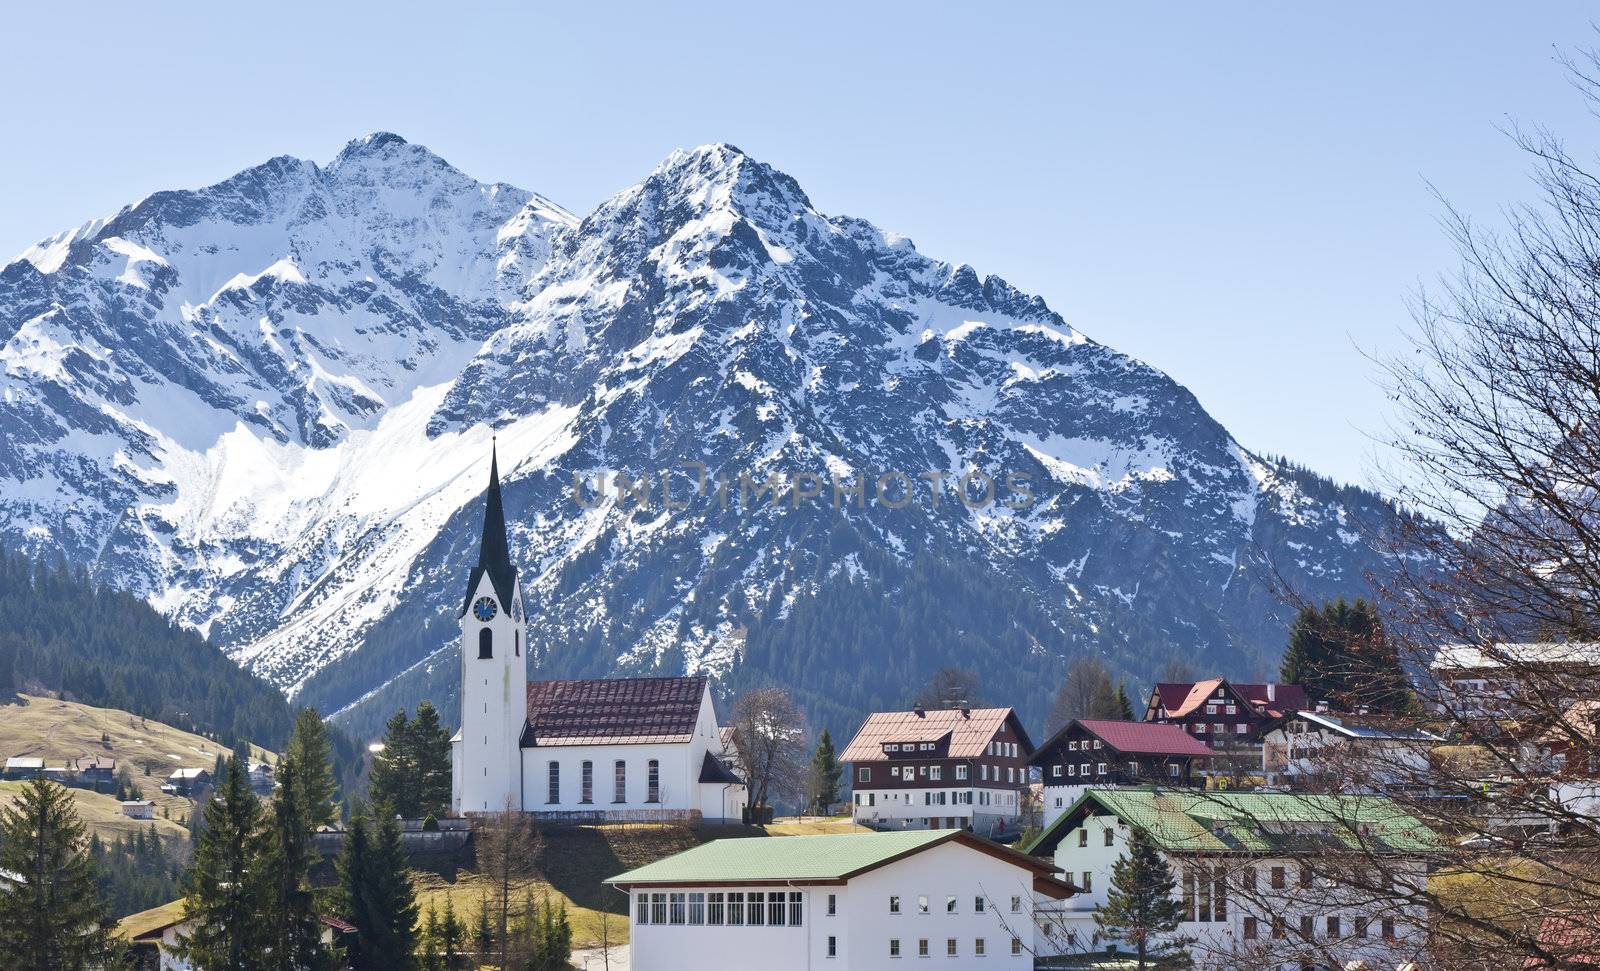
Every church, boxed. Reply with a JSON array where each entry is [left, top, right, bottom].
[[450, 448, 746, 823]]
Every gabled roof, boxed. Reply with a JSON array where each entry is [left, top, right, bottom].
[[698, 751, 741, 784], [607, 830, 1073, 898], [1030, 720, 1212, 764], [460, 443, 520, 617], [521, 676, 708, 746], [1149, 679, 1308, 720], [1433, 641, 1600, 672], [4, 757, 43, 769], [1026, 787, 1437, 858], [840, 707, 1032, 762]]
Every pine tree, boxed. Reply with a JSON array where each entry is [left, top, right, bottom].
[[340, 812, 418, 970], [285, 707, 339, 829], [1094, 830, 1192, 969], [369, 709, 416, 818], [0, 778, 121, 969], [1281, 598, 1412, 714], [177, 756, 269, 970], [1115, 682, 1136, 720], [440, 896, 465, 971], [263, 754, 333, 970], [419, 901, 443, 971], [807, 729, 842, 815], [409, 701, 453, 819]]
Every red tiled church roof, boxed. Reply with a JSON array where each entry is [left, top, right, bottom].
[[520, 676, 708, 746]]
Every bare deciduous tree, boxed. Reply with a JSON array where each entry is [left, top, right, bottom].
[[473, 799, 543, 961], [1047, 657, 1121, 734], [910, 666, 984, 710], [730, 686, 808, 813]]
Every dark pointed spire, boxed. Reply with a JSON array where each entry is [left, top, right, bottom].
[[463, 439, 518, 615]]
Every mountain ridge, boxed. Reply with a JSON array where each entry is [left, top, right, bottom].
[[0, 132, 1404, 739]]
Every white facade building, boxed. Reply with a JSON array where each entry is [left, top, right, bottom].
[[1262, 710, 1440, 791], [449, 448, 745, 821], [1026, 788, 1435, 970], [608, 830, 1075, 971]]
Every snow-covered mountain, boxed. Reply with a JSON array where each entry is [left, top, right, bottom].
[[0, 134, 1404, 737]]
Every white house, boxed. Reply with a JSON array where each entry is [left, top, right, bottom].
[[1026, 787, 1436, 970], [449, 447, 746, 821], [607, 829, 1076, 971], [841, 706, 1034, 835], [119, 904, 354, 971], [1262, 710, 1440, 792], [120, 800, 156, 820]]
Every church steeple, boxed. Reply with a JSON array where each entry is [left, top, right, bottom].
[[461, 441, 519, 615]]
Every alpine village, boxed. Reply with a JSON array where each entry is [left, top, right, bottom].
[[11, 24, 1600, 971]]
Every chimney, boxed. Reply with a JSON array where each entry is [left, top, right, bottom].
[[960, 702, 971, 717], [913, 704, 925, 718], [1315, 700, 1329, 714]]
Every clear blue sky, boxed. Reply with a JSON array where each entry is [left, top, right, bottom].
[[3, 2, 1595, 487]]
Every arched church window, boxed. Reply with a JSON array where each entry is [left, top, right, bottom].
[[478, 628, 493, 659]]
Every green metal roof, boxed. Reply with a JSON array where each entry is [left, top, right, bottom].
[[1026, 787, 1438, 857], [607, 830, 964, 885]]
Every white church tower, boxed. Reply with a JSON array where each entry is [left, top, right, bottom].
[[451, 444, 529, 814]]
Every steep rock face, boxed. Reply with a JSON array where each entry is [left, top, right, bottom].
[[0, 135, 1400, 736]]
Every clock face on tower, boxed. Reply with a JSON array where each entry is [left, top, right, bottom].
[[472, 596, 498, 622]]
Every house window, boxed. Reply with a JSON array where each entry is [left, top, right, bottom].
[[650, 893, 667, 924], [1300, 915, 1314, 938], [886, 744, 898, 752], [827, 936, 837, 957], [955, 765, 967, 780], [917, 939, 929, 957], [891, 766, 900, 779], [647, 760, 660, 802], [580, 761, 593, 803], [946, 896, 957, 914], [1270, 866, 1286, 890], [478, 628, 493, 658], [1299, 865, 1312, 888], [669, 892, 686, 925], [1010, 895, 1022, 913], [747, 892, 766, 926], [975, 938, 985, 955], [1194, 723, 1207, 733], [613, 761, 626, 803], [917, 895, 929, 915], [1011, 937, 1022, 955], [1225, 704, 1236, 714], [1272, 917, 1286, 939], [827, 893, 836, 916], [1052, 765, 1062, 778], [930, 766, 942, 781], [688, 892, 705, 924], [1213, 867, 1227, 921], [1206, 704, 1217, 714], [946, 938, 957, 957], [1077, 829, 1088, 847], [1067, 765, 1076, 777], [1212, 723, 1224, 734], [890, 895, 901, 914], [980, 764, 988, 781], [727, 892, 746, 925], [1081, 872, 1092, 892], [708, 893, 725, 925], [1382, 918, 1396, 939], [1326, 915, 1340, 939], [1093, 740, 1103, 749], [636, 893, 649, 924], [1104, 828, 1115, 846], [1097, 762, 1106, 774], [790, 891, 803, 925], [859, 768, 871, 783], [974, 896, 985, 913], [889, 939, 900, 958], [768, 893, 786, 926], [1242, 867, 1256, 891], [1235, 723, 1248, 734], [1079, 763, 1089, 776], [1242, 913, 1258, 940], [546, 761, 560, 804], [1354, 916, 1369, 938]]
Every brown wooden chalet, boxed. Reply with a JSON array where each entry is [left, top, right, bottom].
[[1142, 677, 1309, 748], [841, 705, 1033, 831], [1029, 719, 1212, 789]]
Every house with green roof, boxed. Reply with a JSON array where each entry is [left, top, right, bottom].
[[608, 829, 1076, 970], [1024, 787, 1438, 970]]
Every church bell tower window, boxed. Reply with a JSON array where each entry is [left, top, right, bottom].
[[478, 628, 493, 659]]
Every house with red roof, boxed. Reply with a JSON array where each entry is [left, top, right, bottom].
[[841, 705, 1033, 835], [1142, 678, 1309, 774], [1029, 719, 1212, 829]]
